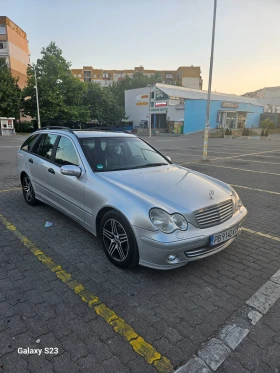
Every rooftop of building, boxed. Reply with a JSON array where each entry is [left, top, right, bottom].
[[126, 83, 264, 106], [0, 16, 27, 39]]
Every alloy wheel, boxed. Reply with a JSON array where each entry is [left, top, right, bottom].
[[102, 219, 129, 261], [23, 176, 34, 202]]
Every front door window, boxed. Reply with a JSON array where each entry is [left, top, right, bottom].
[[237, 112, 247, 128], [226, 112, 237, 129]]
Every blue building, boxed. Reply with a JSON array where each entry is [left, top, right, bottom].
[[125, 83, 264, 134], [184, 99, 264, 134]]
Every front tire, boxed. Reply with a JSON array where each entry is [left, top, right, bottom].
[[100, 210, 139, 269], [22, 174, 37, 206]]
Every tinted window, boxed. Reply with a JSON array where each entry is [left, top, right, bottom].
[[54, 137, 79, 166], [21, 134, 39, 152], [32, 134, 57, 159], [81, 137, 169, 172]]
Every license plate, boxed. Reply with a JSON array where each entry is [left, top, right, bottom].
[[210, 226, 238, 246]]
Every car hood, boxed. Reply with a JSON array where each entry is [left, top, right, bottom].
[[98, 165, 232, 214]]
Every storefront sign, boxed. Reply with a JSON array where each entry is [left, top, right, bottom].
[[155, 102, 167, 107], [175, 104, 185, 110], [222, 102, 239, 109], [136, 102, 148, 106], [151, 108, 168, 112], [136, 94, 149, 102]]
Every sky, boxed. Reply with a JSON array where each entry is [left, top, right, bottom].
[[2, 0, 280, 95]]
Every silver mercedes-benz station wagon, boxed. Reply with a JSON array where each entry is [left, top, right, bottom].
[[17, 128, 247, 270]]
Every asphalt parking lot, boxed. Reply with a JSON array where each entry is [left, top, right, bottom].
[[0, 132, 280, 373]]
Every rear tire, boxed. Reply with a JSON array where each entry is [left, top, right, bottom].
[[100, 210, 139, 269], [22, 174, 37, 206]]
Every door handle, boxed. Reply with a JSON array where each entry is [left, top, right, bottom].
[[28, 158, 33, 164], [48, 168, 55, 175]]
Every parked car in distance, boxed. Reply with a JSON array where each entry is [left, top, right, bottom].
[[17, 127, 247, 270]]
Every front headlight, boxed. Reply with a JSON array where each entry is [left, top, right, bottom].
[[149, 208, 188, 233], [231, 187, 243, 211]]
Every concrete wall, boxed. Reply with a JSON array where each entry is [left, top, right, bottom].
[[167, 105, 185, 121], [125, 87, 150, 126], [181, 77, 200, 89], [183, 100, 264, 134]]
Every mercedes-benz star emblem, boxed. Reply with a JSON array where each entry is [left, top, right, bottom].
[[209, 190, 214, 199]]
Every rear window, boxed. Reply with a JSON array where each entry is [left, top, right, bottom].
[[20, 134, 39, 152]]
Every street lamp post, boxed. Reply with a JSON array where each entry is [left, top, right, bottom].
[[203, 0, 217, 160], [34, 67, 41, 129], [148, 84, 154, 138]]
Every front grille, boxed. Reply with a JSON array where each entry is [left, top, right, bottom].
[[194, 199, 233, 229]]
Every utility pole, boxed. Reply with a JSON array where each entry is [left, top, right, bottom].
[[149, 85, 153, 138], [34, 67, 41, 129], [203, 0, 217, 160]]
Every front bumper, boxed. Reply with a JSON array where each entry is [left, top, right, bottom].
[[132, 207, 248, 270]]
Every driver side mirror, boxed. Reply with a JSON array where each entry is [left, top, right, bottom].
[[60, 165, 82, 177]]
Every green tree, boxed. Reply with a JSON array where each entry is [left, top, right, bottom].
[[0, 59, 21, 118], [84, 83, 124, 125], [260, 118, 275, 130], [22, 42, 90, 123]]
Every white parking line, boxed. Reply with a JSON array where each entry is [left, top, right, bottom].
[[231, 185, 280, 195], [195, 163, 280, 176], [175, 265, 280, 372], [229, 159, 280, 165]]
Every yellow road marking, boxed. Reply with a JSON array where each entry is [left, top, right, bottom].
[[194, 163, 280, 176], [243, 227, 280, 242], [0, 187, 21, 193], [231, 185, 280, 195], [0, 214, 173, 373]]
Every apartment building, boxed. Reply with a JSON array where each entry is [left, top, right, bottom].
[[0, 16, 30, 88], [71, 65, 203, 89]]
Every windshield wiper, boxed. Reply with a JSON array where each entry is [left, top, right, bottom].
[[130, 163, 169, 169], [95, 163, 169, 172]]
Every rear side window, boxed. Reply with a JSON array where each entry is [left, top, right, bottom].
[[20, 134, 39, 152], [32, 134, 58, 160], [54, 136, 79, 166]]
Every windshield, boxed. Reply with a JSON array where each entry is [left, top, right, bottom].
[[80, 136, 170, 172]]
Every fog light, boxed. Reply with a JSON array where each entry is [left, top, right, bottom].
[[167, 254, 177, 261]]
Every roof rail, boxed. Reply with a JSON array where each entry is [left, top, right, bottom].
[[75, 128, 131, 134], [38, 126, 75, 134]]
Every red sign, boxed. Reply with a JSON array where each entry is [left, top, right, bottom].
[[155, 102, 167, 107]]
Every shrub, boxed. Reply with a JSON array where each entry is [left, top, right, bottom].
[[260, 118, 276, 129], [261, 129, 265, 136], [242, 127, 249, 136], [14, 121, 34, 133], [225, 128, 230, 135], [265, 129, 269, 136]]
